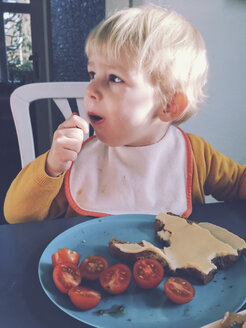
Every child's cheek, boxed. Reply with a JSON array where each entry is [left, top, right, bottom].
[[83, 97, 94, 111]]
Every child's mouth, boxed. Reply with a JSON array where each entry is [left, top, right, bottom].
[[89, 113, 104, 124]]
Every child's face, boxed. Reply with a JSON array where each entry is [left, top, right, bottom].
[[84, 53, 167, 147]]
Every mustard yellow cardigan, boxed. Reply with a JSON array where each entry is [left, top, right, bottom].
[[4, 133, 246, 224]]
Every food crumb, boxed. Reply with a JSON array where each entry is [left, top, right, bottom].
[[95, 305, 125, 317], [98, 310, 104, 315], [119, 306, 124, 312]]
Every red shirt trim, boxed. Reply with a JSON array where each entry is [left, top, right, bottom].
[[177, 127, 193, 218]]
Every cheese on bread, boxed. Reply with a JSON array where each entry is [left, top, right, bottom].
[[156, 212, 238, 274], [198, 222, 245, 252]]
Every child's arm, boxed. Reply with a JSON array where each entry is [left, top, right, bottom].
[[4, 114, 89, 224], [189, 134, 246, 203], [4, 152, 67, 223]]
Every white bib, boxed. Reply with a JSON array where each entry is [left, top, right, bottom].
[[65, 126, 193, 218]]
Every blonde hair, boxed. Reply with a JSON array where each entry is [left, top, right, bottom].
[[85, 6, 208, 124]]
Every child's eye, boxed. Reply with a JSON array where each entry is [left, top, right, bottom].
[[109, 74, 123, 83], [88, 71, 95, 80]]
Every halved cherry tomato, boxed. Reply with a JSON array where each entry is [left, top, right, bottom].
[[68, 286, 101, 310], [52, 248, 80, 266], [53, 262, 82, 294], [99, 263, 132, 295], [164, 277, 195, 304], [133, 258, 164, 289], [79, 255, 109, 280]]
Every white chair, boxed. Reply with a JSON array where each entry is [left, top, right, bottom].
[[10, 81, 89, 168]]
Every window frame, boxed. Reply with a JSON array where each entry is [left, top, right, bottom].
[[0, 1, 30, 82]]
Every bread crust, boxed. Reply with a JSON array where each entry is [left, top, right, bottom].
[[109, 237, 168, 267]]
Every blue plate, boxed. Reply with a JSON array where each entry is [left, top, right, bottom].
[[38, 214, 246, 328]]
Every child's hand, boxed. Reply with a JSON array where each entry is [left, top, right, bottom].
[[46, 114, 89, 177]]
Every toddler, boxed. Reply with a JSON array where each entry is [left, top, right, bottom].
[[4, 6, 246, 223]]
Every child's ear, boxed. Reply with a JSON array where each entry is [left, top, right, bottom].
[[158, 93, 188, 122]]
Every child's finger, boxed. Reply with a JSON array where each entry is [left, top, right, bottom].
[[73, 115, 89, 134], [58, 113, 89, 134]]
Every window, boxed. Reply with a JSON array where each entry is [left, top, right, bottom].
[[0, 0, 33, 83]]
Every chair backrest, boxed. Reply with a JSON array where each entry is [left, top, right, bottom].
[[10, 81, 89, 168]]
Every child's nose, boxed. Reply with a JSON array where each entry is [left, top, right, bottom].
[[86, 81, 102, 102]]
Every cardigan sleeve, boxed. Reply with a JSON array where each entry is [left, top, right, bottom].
[[4, 152, 68, 224], [188, 133, 246, 203]]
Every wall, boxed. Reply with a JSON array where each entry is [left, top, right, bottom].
[[106, 0, 129, 16]]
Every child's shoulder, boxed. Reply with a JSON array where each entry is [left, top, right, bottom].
[[186, 132, 212, 149], [185, 132, 218, 161]]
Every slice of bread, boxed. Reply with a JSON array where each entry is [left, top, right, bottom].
[[109, 212, 246, 284], [220, 311, 246, 328], [109, 237, 169, 267]]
